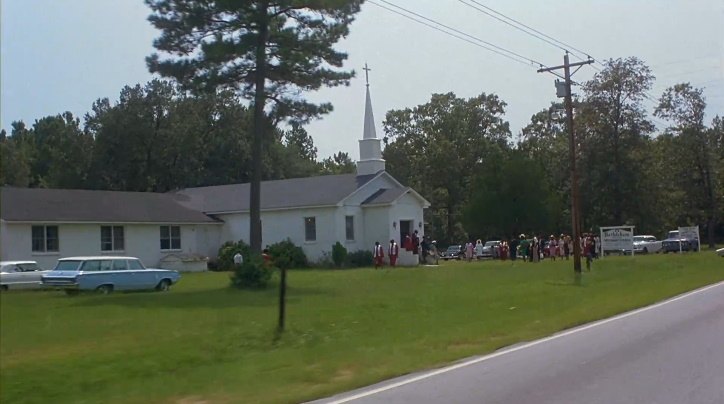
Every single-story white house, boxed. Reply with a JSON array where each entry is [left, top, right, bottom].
[[0, 85, 429, 269]]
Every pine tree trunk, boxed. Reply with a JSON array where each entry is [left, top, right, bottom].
[[250, 3, 269, 254]]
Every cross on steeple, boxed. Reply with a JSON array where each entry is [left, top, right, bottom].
[[363, 63, 371, 87]]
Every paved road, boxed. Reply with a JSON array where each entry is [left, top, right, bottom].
[[314, 281, 724, 404]]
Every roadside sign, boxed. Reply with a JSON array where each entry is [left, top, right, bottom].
[[600, 226, 635, 256]]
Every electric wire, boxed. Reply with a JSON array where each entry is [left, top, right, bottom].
[[458, 0, 595, 62], [369, 0, 545, 68]]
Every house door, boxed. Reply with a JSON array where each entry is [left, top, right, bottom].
[[399, 220, 413, 243]]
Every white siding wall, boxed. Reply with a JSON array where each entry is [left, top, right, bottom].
[[362, 206, 390, 252], [0, 222, 215, 270]]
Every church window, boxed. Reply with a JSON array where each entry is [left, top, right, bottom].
[[345, 216, 354, 241], [305, 217, 316, 241]]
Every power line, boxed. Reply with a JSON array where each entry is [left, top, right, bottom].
[[458, 0, 596, 63], [369, 0, 544, 68]]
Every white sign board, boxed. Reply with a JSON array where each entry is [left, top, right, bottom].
[[600, 226, 635, 256], [678, 225, 701, 252]]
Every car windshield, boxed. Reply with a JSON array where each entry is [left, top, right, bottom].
[[633, 236, 645, 242], [668, 231, 679, 239], [54, 260, 82, 271], [484, 241, 498, 247], [446, 247, 459, 252]]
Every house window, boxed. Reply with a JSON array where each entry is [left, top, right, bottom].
[[304, 217, 316, 242], [345, 216, 354, 241], [31, 225, 59, 252], [101, 226, 125, 251], [160, 226, 181, 250]]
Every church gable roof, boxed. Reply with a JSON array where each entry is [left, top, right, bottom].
[[0, 187, 219, 224], [173, 173, 378, 213], [360, 188, 407, 206]]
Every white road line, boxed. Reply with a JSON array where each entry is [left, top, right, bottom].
[[325, 280, 724, 403]]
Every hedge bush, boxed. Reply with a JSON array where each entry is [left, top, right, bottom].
[[267, 239, 308, 270], [332, 242, 348, 268], [217, 240, 252, 272], [230, 255, 273, 289], [345, 249, 373, 267]]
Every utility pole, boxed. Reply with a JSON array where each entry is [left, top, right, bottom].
[[538, 53, 593, 274]]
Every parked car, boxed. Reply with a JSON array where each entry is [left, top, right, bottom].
[[481, 241, 501, 259], [42, 256, 181, 295], [440, 245, 464, 260], [0, 261, 49, 290], [717, 247, 724, 257], [661, 230, 699, 253], [631, 235, 662, 254]]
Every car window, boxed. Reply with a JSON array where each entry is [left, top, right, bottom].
[[99, 260, 113, 271], [128, 260, 145, 270], [55, 260, 82, 271], [112, 260, 128, 271], [17, 263, 40, 272], [81, 260, 101, 272]]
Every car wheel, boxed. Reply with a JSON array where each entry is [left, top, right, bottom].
[[156, 279, 171, 292], [643, 247, 648, 254], [1, 285, 8, 292], [65, 289, 79, 296], [96, 285, 113, 295]]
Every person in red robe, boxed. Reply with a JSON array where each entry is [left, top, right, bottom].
[[373, 241, 385, 269], [403, 233, 413, 251], [388, 239, 399, 267]]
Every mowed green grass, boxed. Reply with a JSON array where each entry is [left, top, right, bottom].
[[2, 253, 723, 404]]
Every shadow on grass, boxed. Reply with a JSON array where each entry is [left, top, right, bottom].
[[69, 285, 335, 309]]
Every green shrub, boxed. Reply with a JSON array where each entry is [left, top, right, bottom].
[[230, 255, 274, 289], [332, 242, 348, 268], [267, 239, 308, 270], [217, 240, 251, 272], [345, 249, 373, 267]]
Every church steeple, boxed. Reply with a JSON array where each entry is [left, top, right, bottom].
[[357, 63, 386, 176]]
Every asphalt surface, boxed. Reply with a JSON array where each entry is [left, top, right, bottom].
[[313, 281, 724, 404]]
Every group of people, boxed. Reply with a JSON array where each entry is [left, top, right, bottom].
[[373, 230, 439, 269], [373, 230, 600, 270], [474, 233, 600, 270]]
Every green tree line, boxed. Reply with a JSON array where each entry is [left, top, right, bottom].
[[0, 80, 354, 192]]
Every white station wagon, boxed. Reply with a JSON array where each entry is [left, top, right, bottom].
[[42, 256, 181, 295], [0, 261, 49, 291]]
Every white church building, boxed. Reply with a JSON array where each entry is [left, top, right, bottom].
[[0, 85, 429, 269]]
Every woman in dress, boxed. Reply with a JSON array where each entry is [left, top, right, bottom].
[[474, 239, 484, 260], [548, 235, 557, 261], [465, 241, 474, 262]]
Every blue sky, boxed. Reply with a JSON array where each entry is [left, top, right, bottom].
[[2, 0, 723, 159]]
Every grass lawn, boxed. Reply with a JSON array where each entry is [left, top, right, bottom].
[[2, 252, 723, 404]]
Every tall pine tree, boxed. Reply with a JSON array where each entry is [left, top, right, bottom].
[[146, 0, 363, 252]]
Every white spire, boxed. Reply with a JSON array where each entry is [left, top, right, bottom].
[[363, 86, 377, 139], [357, 63, 385, 176]]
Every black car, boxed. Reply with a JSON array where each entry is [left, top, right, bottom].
[[441, 245, 464, 260]]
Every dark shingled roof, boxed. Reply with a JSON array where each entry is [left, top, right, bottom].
[[360, 187, 408, 206], [173, 174, 378, 213], [0, 187, 219, 223]]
